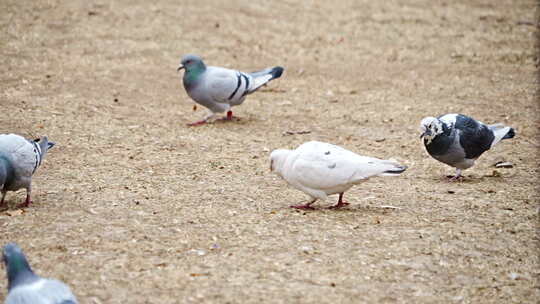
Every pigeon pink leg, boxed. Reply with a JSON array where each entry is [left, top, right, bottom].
[[328, 193, 350, 209], [447, 169, 463, 182], [20, 193, 32, 208], [291, 199, 317, 210], [187, 120, 208, 127]]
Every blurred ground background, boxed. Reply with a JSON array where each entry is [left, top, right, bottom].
[[0, 0, 538, 303]]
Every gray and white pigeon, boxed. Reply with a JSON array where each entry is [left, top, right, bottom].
[[0, 134, 55, 208], [420, 113, 515, 180], [177, 54, 284, 126], [2, 243, 78, 304], [270, 141, 407, 209]]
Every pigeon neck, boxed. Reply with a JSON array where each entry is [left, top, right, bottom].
[[6, 254, 37, 291], [184, 63, 206, 85], [271, 150, 291, 175]]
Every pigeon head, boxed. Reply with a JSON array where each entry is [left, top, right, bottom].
[[3, 243, 35, 291], [420, 117, 444, 144], [270, 149, 291, 175], [177, 54, 206, 73]]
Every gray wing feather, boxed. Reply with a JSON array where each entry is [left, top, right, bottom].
[[205, 67, 244, 104], [0, 134, 38, 179], [6, 279, 78, 304]]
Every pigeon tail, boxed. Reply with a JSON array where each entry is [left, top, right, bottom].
[[268, 66, 284, 80], [247, 66, 284, 93], [381, 165, 408, 176], [488, 124, 515, 148], [502, 127, 515, 140]]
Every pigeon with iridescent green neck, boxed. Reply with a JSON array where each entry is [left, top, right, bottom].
[[177, 54, 284, 126], [3, 243, 78, 304], [0, 134, 55, 208]]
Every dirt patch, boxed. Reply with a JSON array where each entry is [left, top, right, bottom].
[[0, 0, 538, 303]]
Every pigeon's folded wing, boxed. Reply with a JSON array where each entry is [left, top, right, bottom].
[[0, 134, 37, 177], [6, 279, 78, 304], [292, 153, 376, 190], [454, 115, 494, 159], [206, 68, 246, 104], [0, 134, 27, 155]]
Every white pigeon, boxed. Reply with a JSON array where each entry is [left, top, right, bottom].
[[0, 134, 55, 208], [270, 141, 407, 209], [177, 54, 284, 126], [3, 243, 78, 304]]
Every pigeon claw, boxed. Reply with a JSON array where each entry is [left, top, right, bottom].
[[446, 175, 464, 182], [217, 111, 240, 122], [19, 196, 32, 208], [327, 201, 350, 209], [187, 120, 207, 127], [290, 204, 316, 210]]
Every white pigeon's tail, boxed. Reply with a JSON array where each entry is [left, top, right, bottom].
[[381, 165, 408, 176], [488, 124, 515, 148], [248, 66, 284, 93], [376, 160, 408, 176]]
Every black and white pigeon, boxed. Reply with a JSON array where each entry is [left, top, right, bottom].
[[0, 134, 55, 208], [2, 243, 78, 304], [420, 113, 515, 179], [270, 141, 407, 209], [177, 54, 284, 126]]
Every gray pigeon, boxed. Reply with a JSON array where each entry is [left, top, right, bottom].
[[0, 134, 55, 208], [3, 243, 78, 304], [177, 54, 284, 126], [420, 113, 515, 180]]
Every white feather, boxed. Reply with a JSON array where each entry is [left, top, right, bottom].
[[439, 113, 458, 125], [270, 141, 406, 200], [488, 124, 512, 148]]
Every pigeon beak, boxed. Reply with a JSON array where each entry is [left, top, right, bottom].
[[177, 65, 184, 72], [420, 130, 431, 138]]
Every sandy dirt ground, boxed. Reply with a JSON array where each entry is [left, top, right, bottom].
[[1, 0, 538, 303]]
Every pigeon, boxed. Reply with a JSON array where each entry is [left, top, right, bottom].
[[177, 54, 284, 126], [419, 113, 515, 180], [0, 134, 55, 208], [269, 141, 407, 209], [2, 243, 78, 304]]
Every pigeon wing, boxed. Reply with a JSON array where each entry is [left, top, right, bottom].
[[6, 278, 78, 304], [205, 67, 250, 105], [0, 134, 39, 177], [454, 115, 494, 159], [292, 142, 393, 190]]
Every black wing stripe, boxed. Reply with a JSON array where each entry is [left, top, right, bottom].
[[228, 73, 242, 100], [241, 74, 250, 96], [31, 141, 42, 174]]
